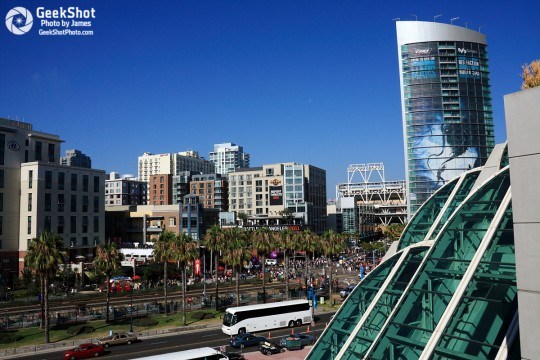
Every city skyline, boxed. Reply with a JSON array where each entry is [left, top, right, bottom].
[[1, 1, 538, 197]]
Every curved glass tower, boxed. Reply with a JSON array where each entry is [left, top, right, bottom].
[[397, 21, 495, 216]]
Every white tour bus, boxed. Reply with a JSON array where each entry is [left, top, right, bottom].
[[222, 299, 312, 335], [134, 347, 228, 360]]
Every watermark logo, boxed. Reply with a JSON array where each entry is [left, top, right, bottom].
[[5, 7, 33, 35]]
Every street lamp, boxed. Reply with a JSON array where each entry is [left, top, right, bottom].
[[200, 245, 206, 299], [130, 284, 134, 333]]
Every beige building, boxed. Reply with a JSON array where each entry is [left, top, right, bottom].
[[137, 151, 215, 183], [20, 163, 106, 264], [228, 162, 327, 233]]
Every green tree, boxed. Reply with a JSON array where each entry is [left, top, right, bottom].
[[153, 230, 176, 316], [25, 231, 67, 343], [172, 232, 199, 326], [275, 229, 296, 299], [382, 223, 407, 242], [300, 229, 319, 288], [521, 60, 540, 89], [251, 227, 275, 303], [321, 230, 345, 301], [94, 241, 123, 323], [221, 227, 251, 307], [203, 225, 226, 310]]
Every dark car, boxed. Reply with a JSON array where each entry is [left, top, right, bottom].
[[340, 284, 356, 298], [64, 343, 105, 360], [229, 333, 266, 348], [259, 341, 286, 355], [289, 332, 315, 346]]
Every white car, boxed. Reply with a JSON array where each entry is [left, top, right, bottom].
[[265, 259, 277, 266]]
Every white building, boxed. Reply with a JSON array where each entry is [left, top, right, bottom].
[[209, 143, 250, 177], [137, 151, 215, 183]]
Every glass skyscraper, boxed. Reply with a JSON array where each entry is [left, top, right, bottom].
[[396, 21, 495, 216]]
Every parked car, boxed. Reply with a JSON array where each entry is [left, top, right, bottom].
[[229, 333, 267, 348], [340, 284, 356, 298], [98, 331, 138, 347], [64, 343, 105, 360], [288, 332, 315, 346], [265, 258, 277, 266]]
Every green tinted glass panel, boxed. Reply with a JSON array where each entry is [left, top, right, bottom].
[[307, 253, 401, 360], [367, 169, 510, 360], [398, 178, 459, 251], [341, 247, 429, 359], [500, 145, 509, 168], [431, 170, 481, 239], [433, 203, 516, 359]]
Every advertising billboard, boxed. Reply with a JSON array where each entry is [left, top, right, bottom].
[[269, 186, 283, 205]]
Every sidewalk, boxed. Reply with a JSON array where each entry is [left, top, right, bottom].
[[244, 346, 312, 359]]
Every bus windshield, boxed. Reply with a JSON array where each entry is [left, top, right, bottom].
[[223, 313, 236, 326]]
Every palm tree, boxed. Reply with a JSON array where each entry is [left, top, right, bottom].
[[153, 230, 176, 316], [94, 242, 123, 323], [275, 229, 295, 300], [221, 227, 250, 307], [203, 225, 226, 310], [300, 229, 319, 288], [25, 231, 66, 343], [321, 230, 345, 302], [172, 233, 199, 326], [251, 227, 274, 303]]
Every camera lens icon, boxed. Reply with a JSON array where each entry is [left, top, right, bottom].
[[6, 7, 33, 35]]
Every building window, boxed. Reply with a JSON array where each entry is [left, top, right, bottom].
[[70, 237, 76, 247], [82, 237, 88, 246], [58, 216, 64, 234], [71, 195, 77, 212], [94, 196, 99, 212], [58, 172, 65, 190], [45, 193, 51, 212], [82, 216, 88, 233], [0, 134, 4, 165], [83, 175, 89, 192], [29, 170, 33, 189], [71, 173, 77, 191], [44, 215, 51, 232], [27, 216, 32, 234], [169, 217, 176, 226], [93, 216, 99, 232], [28, 193, 32, 211], [48, 143, 55, 163], [0, 215, 3, 235], [0, 193, 4, 212], [93, 176, 100, 192], [35, 141, 42, 161], [94, 236, 100, 245], [58, 194, 65, 212], [0, 170, 3, 189], [70, 216, 76, 233], [45, 171, 53, 189], [82, 195, 89, 212]]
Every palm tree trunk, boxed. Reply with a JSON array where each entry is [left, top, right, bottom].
[[182, 263, 186, 326], [284, 249, 289, 300], [236, 265, 240, 307], [164, 261, 168, 316], [105, 273, 111, 323], [40, 275, 45, 329], [329, 260, 333, 305], [262, 255, 267, 303], [305, 254, 309, 290], [215, 253, 219, 311], [44, 276, 50, 343]]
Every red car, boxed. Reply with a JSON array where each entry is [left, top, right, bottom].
[[64, 343, 105, 360]]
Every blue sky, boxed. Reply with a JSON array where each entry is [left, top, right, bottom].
[[1, 0, 538, 198]]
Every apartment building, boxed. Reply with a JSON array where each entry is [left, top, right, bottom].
[[149, 174, 173, 205], [228, 162, 327, 233], [105, 172, 147, 206], [138, 151, 215, 183], [189, 173, 228, 211]]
